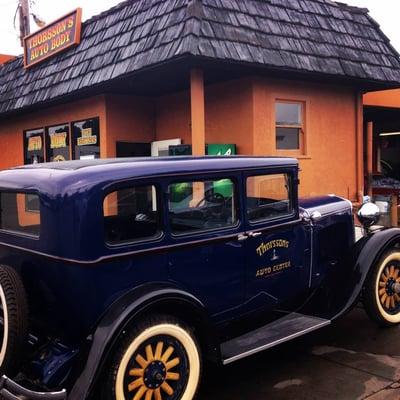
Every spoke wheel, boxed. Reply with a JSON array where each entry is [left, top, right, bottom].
[[106, 315, 201, 400], [364, 250, 400, 326]]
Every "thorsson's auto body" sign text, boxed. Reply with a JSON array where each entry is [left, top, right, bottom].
[[23, 9, 82, 68]]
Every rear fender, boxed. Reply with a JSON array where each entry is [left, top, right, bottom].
[[68, 283, 218, 400]]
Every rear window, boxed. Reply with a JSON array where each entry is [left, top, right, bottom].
[[0, 192, 40, 237]]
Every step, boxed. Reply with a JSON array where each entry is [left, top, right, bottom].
[[221, 312, 330, 365]]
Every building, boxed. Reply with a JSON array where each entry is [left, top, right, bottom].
[[1, 0, 400, 203]]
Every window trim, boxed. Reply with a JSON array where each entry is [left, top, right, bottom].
[[245, 172, 296, 226], [102, 183, 164, 248], [167, 176, 241, 238], [0, 189, 41, 239], [275, 99, 306, 155]]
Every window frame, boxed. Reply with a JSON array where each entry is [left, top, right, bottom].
[[102, 182, 164, 248], [167, 175, 241, 238], [275, 100, 306, 154], [0, 189, 41, 239], [245, 171, 296, 227]]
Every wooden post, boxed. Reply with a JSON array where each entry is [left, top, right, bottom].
[[367, 121, 373, 198], [391, 194, 398, 227], [356, 92, 364, 203], [190, 69, 206, 156]]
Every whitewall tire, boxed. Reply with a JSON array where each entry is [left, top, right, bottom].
[[0, 264, 28, 376], [364, 250, 400, 326], [106, 315, 201, 400]]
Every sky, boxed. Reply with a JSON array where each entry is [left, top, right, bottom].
[[0, 0, 399, 56]]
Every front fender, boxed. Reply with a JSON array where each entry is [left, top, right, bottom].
[[68, 283, 217, 400], [333, 227, 400, 321]]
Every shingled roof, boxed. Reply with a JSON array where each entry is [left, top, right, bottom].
[[1, 0, 400, 116]]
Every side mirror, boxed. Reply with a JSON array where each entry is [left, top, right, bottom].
[[357, 202, 380, 228]]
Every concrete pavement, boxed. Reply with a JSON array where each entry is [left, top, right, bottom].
[[198, 306, 400, 399]]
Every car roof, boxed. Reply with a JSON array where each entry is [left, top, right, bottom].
[[0, 156, 298, 194]]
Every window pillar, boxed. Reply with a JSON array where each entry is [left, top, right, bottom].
[[190, 69, 205, 156]]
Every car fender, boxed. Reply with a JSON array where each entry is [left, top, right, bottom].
[[333, 227, 400, 321], [68, 283, 218, 400]]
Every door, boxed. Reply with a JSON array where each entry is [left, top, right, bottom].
[[166, 173, 246, 323], [151, 139, 181, 157], [116, 142, 151, 158], [243, 171, 311, 314]]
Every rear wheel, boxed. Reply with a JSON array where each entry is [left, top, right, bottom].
[[105, 315, 201, 400], [0, 264, 28, 376], [364, 250, 400, 327]]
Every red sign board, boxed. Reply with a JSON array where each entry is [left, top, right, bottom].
[[23, 9, 82, 68]]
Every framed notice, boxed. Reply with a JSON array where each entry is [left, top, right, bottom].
[[72, 117, 100, 160], [23, 8, 82, 68], [46, 123, 70, 162], [24, 128, 45, 165]]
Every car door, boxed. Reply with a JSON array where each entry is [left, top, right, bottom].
[[243, 169, 311, 314], [166, 172, 247, 323]]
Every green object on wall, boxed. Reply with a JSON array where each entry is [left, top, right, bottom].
[[206, 144, 236, 156]]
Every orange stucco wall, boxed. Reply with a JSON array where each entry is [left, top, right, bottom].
[[156, 91, 191, 144], [105, 94, 155, 158], [364, 89, 400, 108], [0, 77, 359, 201], [205, 78, 254, 155], [251, 78, 358, 200], [0, 95, 106, 169]]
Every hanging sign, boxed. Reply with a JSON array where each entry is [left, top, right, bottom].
[[23, 8, 82, 68]]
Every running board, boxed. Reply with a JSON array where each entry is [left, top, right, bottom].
[[221, 313, 330, 365]]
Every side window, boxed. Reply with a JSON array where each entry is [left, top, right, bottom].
[[103, 185, 161, 244], [168, 178, 237, 234], [246, 174, 292, 223], [0, 192, 40, 237]]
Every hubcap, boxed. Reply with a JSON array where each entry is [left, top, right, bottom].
[[379, 263, 400, 312], [123, 335, 189, 400]]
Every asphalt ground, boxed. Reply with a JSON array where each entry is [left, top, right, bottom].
[[198, 306, 400, 400]]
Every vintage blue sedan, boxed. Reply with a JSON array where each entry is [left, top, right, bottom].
[[0, 156, 398, 400]]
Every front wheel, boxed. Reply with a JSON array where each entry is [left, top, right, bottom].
[[364, 250, 400, 327], [105, 315, 201, 400]]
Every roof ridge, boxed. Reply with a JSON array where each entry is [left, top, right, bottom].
[[334, 1, 369, 14]]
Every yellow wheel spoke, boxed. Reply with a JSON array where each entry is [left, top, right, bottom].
[[165, 357, 180, 371], [381, 293, 388, 305], [154, 388, 162, 400], [395, 269, 400, 279], [166, 372, 180, 381], [161, 382, 174, 396], [379, 281, 387, 287], [146, 345, 154, 363], [161, 346, 174, 363], [154, 342, 164, 360], [386, 296, 391, 309], [128, 378, 144, 392], [395, 294, 400, 302], [390, 265, 395, 277], [379, 288, 387, 296], [145, 389, 154, 400], [133, 386, 147, 400], [136, 354, 148, 369], [391, 296, 396, 309], [129, 368, 144, 377]]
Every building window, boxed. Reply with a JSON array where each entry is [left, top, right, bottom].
[[275, 102, 304, 151], [46, 123, 70, 162], [24, 128, 45, 164], [72, 117, 100, 160]]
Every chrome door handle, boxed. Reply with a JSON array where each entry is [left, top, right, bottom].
[[248, 231, 262, 238], [237, 233, 249, 241]]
